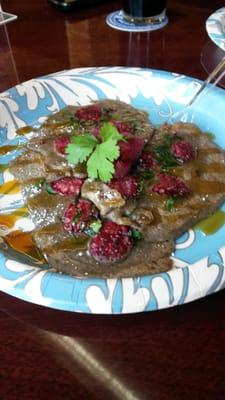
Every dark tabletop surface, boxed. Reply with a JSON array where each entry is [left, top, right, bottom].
[[0, 1, 225, 399]]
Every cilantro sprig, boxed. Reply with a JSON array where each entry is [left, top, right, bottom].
[[66, 123, 124, 182]]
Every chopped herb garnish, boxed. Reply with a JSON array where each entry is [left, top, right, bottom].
[[138, 169, 155, 181], [56, 109, 75, 122], [154, 134, 179, 172], [138, 180, 145, 196], [72, 209, 82, 224], [90, 220, 102, 233], [84, 220, 102, 237], [205, 131, 215, 141], [131, 228, 143, 240], [70, 117, 79, 131], [162, 133, 172, 146], [163, 133, 181, 146], [165, 196, 177, 212], [45, 182, 57, 195], [34, 178, 45, 190], [59, 109, 74, 119], [110, 113, 121, 120]]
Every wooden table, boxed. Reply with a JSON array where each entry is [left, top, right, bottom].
[[0, 1, 225, 399]]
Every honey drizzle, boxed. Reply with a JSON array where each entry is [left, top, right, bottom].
[[196, 210, 225, 235], [16, 126, 34, 136], [0, 145, 22, 155], [0, 207, 29, 229], [0, 205, 44, 264], [4, 230, 45, 264], [0, 180, 21, 195]]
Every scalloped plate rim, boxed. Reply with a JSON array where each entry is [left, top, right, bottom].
[[0, 66, 225, 314]]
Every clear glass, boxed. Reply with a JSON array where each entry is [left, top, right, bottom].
[[122, 0, 167, 25]]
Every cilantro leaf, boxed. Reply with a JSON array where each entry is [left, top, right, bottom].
[[66, 134, 97, 165], [65, 123, 122, 181], [100, 122, 124, 142], [87, 139, 120, 182]]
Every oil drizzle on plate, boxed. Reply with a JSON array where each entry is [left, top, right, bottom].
[[196, 210, 225, 235]]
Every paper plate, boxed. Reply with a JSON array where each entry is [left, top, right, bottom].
[[206, 7, 225, 51], [0, 67, 225, 314]]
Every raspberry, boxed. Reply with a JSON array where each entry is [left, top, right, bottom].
[[114, 159, 132, 179], [91, 121, 135, 139], [50, 177, 84, 196], [75, 105, 102, 121], [137, 151, 157, 171], [78, 198, 95, 215], [171, 140, 195, 162], [109, 176, 139, 199], [113, 121, 133, 136], [119, 137, 145, 161], [63, 199, 98, 234], [54, 136, 70, 155], [89, 221, 133, 263], [152, 173, 190, 197], [63, 203, 77, 232]]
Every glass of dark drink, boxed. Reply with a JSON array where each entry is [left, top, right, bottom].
[[122, 0, 167, 25]]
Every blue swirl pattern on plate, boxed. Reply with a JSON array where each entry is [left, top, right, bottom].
[[0, 67, 225, 314], [206, 7, 225, 51]]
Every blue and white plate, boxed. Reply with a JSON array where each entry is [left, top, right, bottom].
[[0, 67, 225, 314], [206, 7, 225, 51]]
